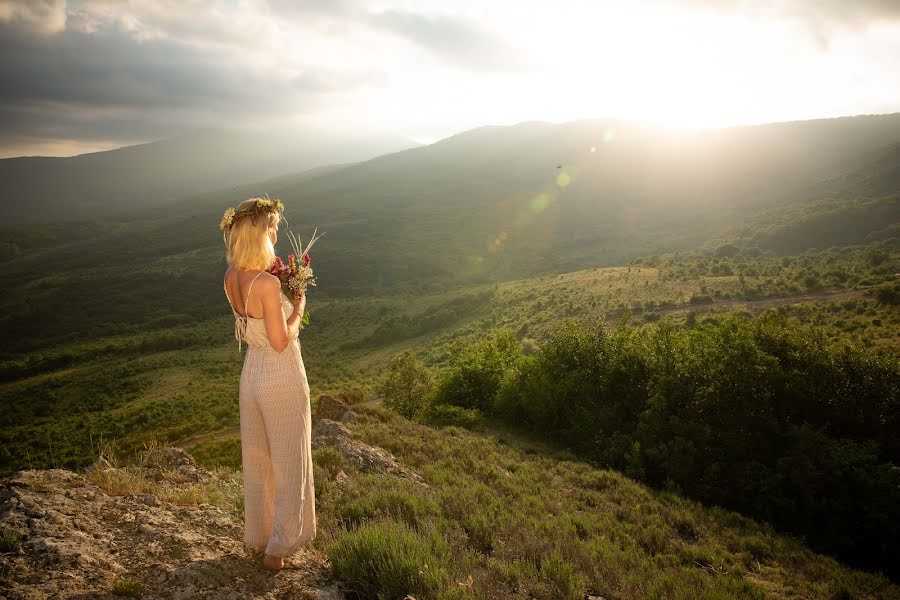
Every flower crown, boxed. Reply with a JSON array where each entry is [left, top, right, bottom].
[[219, 197, 285, 232]]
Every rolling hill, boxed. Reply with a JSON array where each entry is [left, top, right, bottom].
[[1, 113, 898, 355], [0, 127, 418, 224]]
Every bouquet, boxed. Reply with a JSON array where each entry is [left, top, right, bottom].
[[267, 225, 325, 328]]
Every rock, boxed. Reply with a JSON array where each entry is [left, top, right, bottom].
[[0, 446, 346, 600], [312, 418, 427, 487], [314, 395, 357, 425], [314, 418, 354, 439], [140, 446, 198, 470], [85, 456, 114, 474]]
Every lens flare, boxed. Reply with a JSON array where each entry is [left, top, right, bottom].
[[489, 230, 508, 252], [531, 192, 552, 213]]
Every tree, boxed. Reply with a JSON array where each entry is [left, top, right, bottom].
[[433, 328, 523, 415], [376, 351, 434, 420]]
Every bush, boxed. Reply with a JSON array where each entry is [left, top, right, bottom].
[[376, 351, 435, 420], [110, 577, 146, 597], [0, 525, 22, 552], [337, 386, 367, 405], [419, 403, 483, 429], [872, 281, 900, 306], [327, 519, 452, 599], [433, 328, 522, 415]]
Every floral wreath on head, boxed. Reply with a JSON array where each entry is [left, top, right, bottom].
[[219, 195, 285, 243]]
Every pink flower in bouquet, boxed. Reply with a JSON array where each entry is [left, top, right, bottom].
[[264, 225, 324, 328]]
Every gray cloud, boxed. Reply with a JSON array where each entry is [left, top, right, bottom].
[[368, 10, 532, 72], [263, 0, 534, 72], [0, 0, 534, 155], [0, 12, 382, 153]]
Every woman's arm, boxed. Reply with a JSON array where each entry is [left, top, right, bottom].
[[260, 275, 306, 353]]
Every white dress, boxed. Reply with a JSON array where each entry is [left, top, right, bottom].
[[224, 271, 316, 557]]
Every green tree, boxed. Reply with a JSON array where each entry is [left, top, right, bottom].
[[434, 328, 523, 415], [376, 351, 434, 420]]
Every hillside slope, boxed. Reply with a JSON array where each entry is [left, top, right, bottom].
[[3, 400, 899, 599]]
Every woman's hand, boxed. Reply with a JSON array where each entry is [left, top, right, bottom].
[[292, 292, 305, 313]]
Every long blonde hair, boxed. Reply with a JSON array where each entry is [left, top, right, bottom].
[[224, 198, 281, 270]]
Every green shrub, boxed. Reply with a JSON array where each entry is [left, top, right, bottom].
[[418, 403, 483, 429], [337, 386, 367, 405], [339, 486, 439, 531], [376, 351, 435, 420], [111, 576, 146, 597], [327, 519, 451, 599], [313, 446, 347, 479], [0, 526, 22, 552], [538, 548, 585, 600], [433, 328, 522, 415]]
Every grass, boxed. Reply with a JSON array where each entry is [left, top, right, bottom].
[[173, 401, 900, 599], [0, 526, 22, 553], [110, 576, 146, 597], [77, 440, 245, 516]]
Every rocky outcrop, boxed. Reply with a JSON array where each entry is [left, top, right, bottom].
[[0, 460, 342, 600], [0, 414, 424, 599], [311, 419, 426, 487], [313, 395, 357, 425]]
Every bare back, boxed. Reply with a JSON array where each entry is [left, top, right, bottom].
[[224, 267, 270, 319]]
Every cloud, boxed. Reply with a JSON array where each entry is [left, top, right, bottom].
[[0, 1, 387, 153], [643, 0, 900, 49], [0, 0, 896, 156], [368, 9, 532, 72], [646, 0, 900, 24], [0, 0, 65, 33]]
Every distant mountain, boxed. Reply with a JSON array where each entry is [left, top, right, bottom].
[[202, 112, 900, 289], [0, 128, 419, 224], [1, 113, 899, 351]]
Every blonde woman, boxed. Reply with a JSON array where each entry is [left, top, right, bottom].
[[220, 197, 316, 571]]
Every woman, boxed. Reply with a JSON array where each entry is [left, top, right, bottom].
[[221, 197, 316, 571]]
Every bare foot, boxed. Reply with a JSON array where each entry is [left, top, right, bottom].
[[262, 553, 284, 571]]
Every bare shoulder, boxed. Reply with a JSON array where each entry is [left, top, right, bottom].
[[256, 271, 281, 292]]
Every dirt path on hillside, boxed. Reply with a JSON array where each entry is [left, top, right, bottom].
[[653, 287, 868, 316]]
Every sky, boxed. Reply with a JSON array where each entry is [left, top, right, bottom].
[[1, 0, 899, 158]]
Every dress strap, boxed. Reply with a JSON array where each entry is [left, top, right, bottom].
[[244, 271, 264, 313], [224, 270, 263, 353]]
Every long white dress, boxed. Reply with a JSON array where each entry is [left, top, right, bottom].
[[224, 271, 316, 557]]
